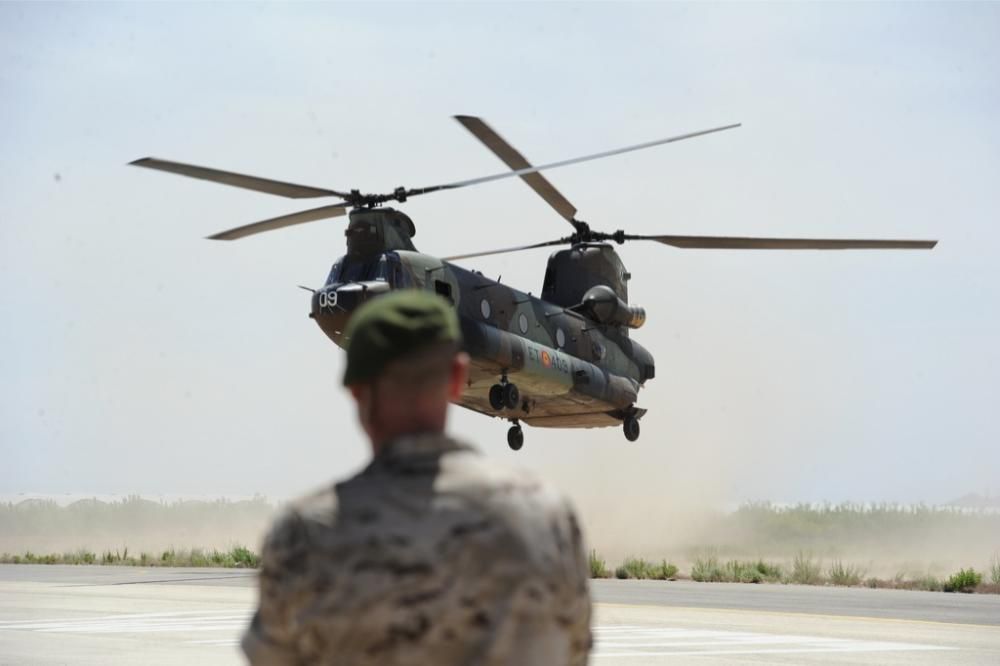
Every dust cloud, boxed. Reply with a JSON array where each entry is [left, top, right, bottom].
[[517, 427, 1000, 578], [3, 430, 998, 579], [0, 497, 277, 557]]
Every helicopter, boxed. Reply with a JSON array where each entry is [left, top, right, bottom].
[[131, 116, 936, 451]]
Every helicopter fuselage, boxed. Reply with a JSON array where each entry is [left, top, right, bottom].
[[131, 114, 936, 449], [311, 242, 652, 429]]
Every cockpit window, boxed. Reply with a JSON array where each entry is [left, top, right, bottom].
[[325, 261, 343, 285], [325, 253, 403, 287]]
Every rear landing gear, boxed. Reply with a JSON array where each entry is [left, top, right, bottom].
[[507, 421, 524, 451], [623, 415, 640, 442]]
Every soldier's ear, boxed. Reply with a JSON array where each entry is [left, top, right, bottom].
[[449, 353, 470, 401]]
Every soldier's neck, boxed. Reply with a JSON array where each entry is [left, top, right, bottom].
[[368, 411, 449, 455]]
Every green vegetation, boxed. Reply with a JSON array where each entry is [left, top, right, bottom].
[[615, 556, 649, 579], [691, 557, 783, 583], [828, 560, 867, 587], [0, 545, 260, 568], [891, 571, 943, 591], [654, 561, 680, 580], [588, 550, 609, 578], [911, 574, 944, 592], [691, 556, 724, 582], [864, 574, 942, 591], [944, 568, 982, 593], [790, 551, 823, 585], [612, 556, 678, 580], [4, 500, 997, 595], [725, 559, 784, 583]]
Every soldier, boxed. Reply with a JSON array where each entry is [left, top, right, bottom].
[[242, 289, 592, 665]]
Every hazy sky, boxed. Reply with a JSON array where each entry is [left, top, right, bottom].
[[2, 2, 998, 511]]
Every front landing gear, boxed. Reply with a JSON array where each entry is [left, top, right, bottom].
[[507, 421, 524, 451], [488, 374, 519, 411], [623, 414, 640, 442]]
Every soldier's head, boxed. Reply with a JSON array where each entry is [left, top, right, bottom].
[[342, 290, 469, 451]]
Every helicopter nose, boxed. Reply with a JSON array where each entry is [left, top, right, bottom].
[[310, 281, 392, 343]]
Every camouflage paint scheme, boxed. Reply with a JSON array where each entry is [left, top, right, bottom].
[[311, 209, 652, 430]]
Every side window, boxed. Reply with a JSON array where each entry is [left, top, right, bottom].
[[387, 255, 412, 287], [325, 261, 342, 286], [542, 264, 556, 293], [374, 257, 389, 281], [434, 279, 453, 303]]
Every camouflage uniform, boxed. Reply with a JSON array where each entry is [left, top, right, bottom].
[[242, 433, 592, 665]]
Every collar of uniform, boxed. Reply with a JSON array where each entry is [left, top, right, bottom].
[[375, 432, 472, 462]]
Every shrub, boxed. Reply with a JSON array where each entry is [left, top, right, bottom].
[[588, 550, 609, 578], [828, 560, 866, 587], [944, 568, 982, 593], [912, 574, 943, 592], [719, 559, 783, 583], [616, 556, 654, 580], [231, 545, 259, 568], [691, 556, 725, 582], [650, 560, 678, 580], [790, 551, 823, 585], [59, 550, 97, 565], [724, 560, 763, 583], [990, 554, 1000, 585], [754, 559, 784, 581], [189, 549, 210, 567]]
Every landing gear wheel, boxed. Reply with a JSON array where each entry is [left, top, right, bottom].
[[623, 415, 640, 442], [488, 384, 505, 411], [502, 383, 520, 410], [507, 424, 524, 451]]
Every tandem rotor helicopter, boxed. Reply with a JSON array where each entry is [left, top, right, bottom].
[[131, 116, 936, 451]]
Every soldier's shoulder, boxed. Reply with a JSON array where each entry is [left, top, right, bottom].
[[442, 441, 562, 499], [440, 442, 580, 536], [261, 485, 340, 555]]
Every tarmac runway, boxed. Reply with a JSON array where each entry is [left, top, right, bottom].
[[1, 565, 998, 665]]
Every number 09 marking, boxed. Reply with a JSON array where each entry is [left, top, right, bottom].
[[318, 291, 338, 309]]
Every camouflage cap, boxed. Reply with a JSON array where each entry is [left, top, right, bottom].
[[342, 289, 461, 386]]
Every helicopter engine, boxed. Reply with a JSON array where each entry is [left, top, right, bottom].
[[541, 243, 645, 328], [579, 285, 646, 329], [542, 244, 629, 303]]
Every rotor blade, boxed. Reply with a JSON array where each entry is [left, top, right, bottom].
[[130, 158, 348, 199], [442, 238, 568, 262], [454, 115, 577, 222], [207, 204, 350, 241], [633, 235, 938, 250], [408, 123, 742, 198]]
